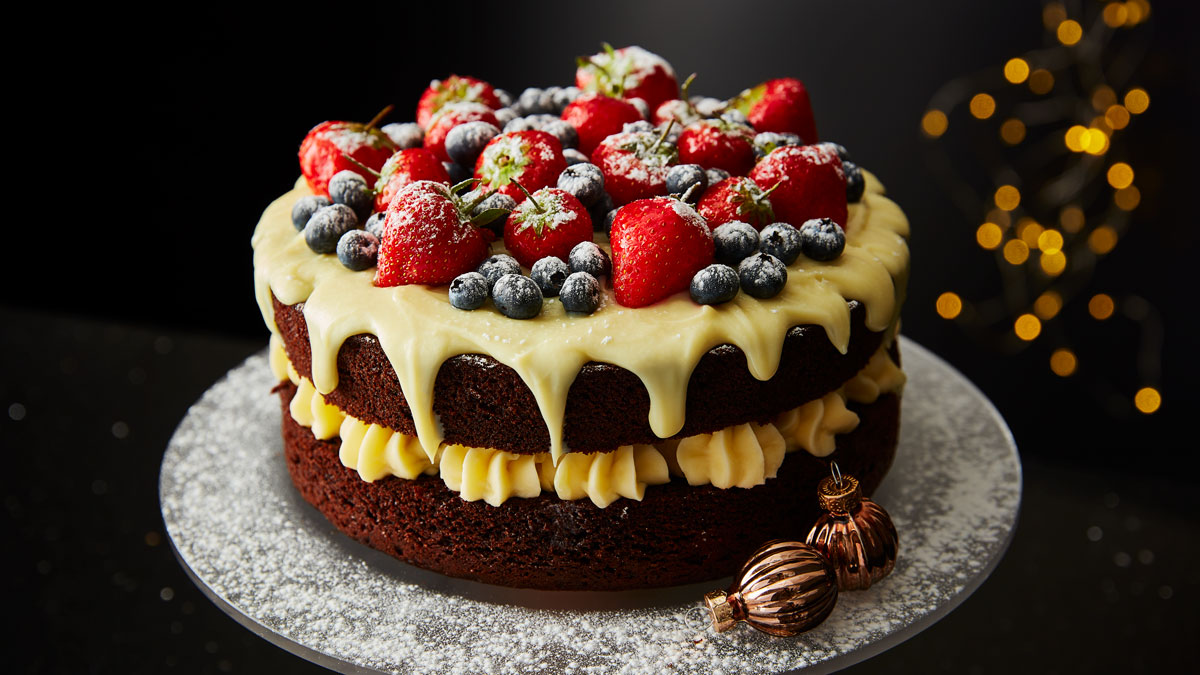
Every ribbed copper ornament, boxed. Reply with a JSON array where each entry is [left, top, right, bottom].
[[703, 540, 838, 637], [805, 466, 899, 591]]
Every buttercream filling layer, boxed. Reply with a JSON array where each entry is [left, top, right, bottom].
[[271, 336, 904, 507]]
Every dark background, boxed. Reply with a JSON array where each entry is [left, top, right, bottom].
[[5, 1, 1198, 672]]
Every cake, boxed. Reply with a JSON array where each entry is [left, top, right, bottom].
[[252, 45, 910, 591]]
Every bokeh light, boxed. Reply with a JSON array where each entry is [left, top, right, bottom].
[[1057, 19, 1083, 46], [1134, 387, 1161, 414], [1004, 58, 1030, 84], [1088, 226, 1118, 254], [1059, 205, 1085, 233], [1035, 291, 1063, 319], [936, 292, 963, 319], [1107, 163, 1134, 189], [995, 185, 1021, 210], [1004, 239, 1030, 265], [1102, 2, 1128, 27], [1089, 293, 1115, 320], [1105, 104, 1131, 129], [1050, 348, 1078, 376], [1000, 118, 1026, 145], [1037, 229, 1064, 254], [976, 222, 1003, 249], [1015, 314, 1042, 341], [1040, 250, 1067, 276], [970, 93, 996, 119], [1124, 88, 1150, 114], [1115, 186, 1141, 210], [1029, 69, 1055, 94], [922, 109, 948, 137]]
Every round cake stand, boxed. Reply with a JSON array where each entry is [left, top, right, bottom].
[[160, 337, 1021, 674]]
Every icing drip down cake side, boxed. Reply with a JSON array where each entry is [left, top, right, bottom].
[[251, 45, 911, 590]]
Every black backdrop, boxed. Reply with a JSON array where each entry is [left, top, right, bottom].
[[6, 1, 1200, 671]]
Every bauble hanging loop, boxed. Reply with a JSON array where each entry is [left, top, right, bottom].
[[805, 462, 899, 591], [703, 539, 838, 637]]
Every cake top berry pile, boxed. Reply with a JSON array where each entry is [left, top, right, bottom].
[[293, 44, 870, 318]]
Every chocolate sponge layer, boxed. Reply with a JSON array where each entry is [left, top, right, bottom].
[[278, 381, 900, 591], [273, 294, 886, 454]]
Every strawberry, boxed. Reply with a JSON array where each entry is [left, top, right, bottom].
[[728, 78, 819, 144], [299, 120, 396, 198], [677, 118, 756, 176], [424, 102, 500, 163], [591, 127, 677, 206], [373, 148, 451, 212], [749, 145, 847, 228], [473, 130, 567, 201], [695, 176, 777, 229], [503, 187, 593, 268], [416, 75, 502, 129], [609, 197, 714, 308], [653, 99, 701, 128], [576, 45, 679, 113], [561, 93, 643, 157], [375, 180, 498, 286]]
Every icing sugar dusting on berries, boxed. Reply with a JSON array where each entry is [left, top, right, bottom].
[[668, 199, 708, 233]]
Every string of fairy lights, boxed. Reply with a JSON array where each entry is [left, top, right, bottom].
[[919, 0, 1162, 416]]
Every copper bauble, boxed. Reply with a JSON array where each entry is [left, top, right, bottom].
[[805, 472, 898, 591], [703, 540, 838, 637]]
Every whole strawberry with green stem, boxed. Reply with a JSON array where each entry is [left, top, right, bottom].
[[416, 75, 502, 129], [373, 148, 451, 212], [609, 197, 714, 308], [749, 145, 847, 228], [695, 176, 778, 230], [561, 93, 643, 157], [677, 116, 756, 176], [503, 184, 593, 268], [374, 179, 507, 287], [591, 123, 678, 206], [424, 102, 500, 163], [473, 130, 567, 201], [299, 106, 397, 197], [575, 44, 679, 113], [728, 77, 819, 144]]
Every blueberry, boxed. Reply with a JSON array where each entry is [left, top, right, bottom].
[[381, 122, 424, 149], [552, 86, 580, 112], [494, 88, 514, 108], [364, 212, 387, 240], [492, 273, 543, 319], [563, 148, 590, 165], [689, 264, 740, 305], [818, 141, 852, 162], [492, 107, 519, 127], [738, 253, 788, 299], [304, 204, 358, 254], [798, 218, 846, 262], [587, 192, 616, 233], [705, 167, 731, 187], [336, 229, 379, 271], [601, 208, 618, 235], [754, 132, 802, 158], [448, 272, 490, 310], [665, 164, 707, 202], [444, 161, 472, 185], [476, 254, 521, 289], [692, 97, 725, 116], [719, 109, 749, 127], [712, 221, 760, 266], [292, 195, 330, 231], [517, 87, 546, 115], [445, 121, 500, 167], [759, 222, 803, 265], [524, 114, 560, 129], [843, 161, 865, 203], [503, 117, 537, 133], [537, 89, 558, 115], [558, 163, 605, 207], [628, 97, 650, 119], [471, 192, 517, 237], [622, 120, 654, 134], [541, 119, 579, 149], [328, 170, 374, 221], [568, 241, 611, 279], [560, 271, 602, 314], [530, 256, 570, 296]]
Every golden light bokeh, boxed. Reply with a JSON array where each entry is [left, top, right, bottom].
[[1134, 386, 1161, 414], [1029, 69, 1055, 95], [1059, 205, 1085, 233], [1091, 85, 1117, 112], [1035, 291, 1063, 319], [987, 208, 1012, 228], [1107, 162, 1134, 189], [1018, 219, 1044, 247], [1088, 293, 1115, 320], [1040, 250, 1067, 276], [1000, 118, 1026, 145], [1105, 104, 1131, 130], [976, 222, 1004, 249], [969, 93, 996, 119], [1043, 2, 1067, 29], [994, 185, 1021, 211], [1103, 2, 1128, 27], [1115, 185, 1141, 210], [1124, 88, 1150, 114], [1124, 1, 1147, 26], [1014, 314, 1042, 341], [1038, 229, 1064, 254], [1064, 125, 1087, 152], [1003, 239, 1030, 265], [1057, 19, 1083, 46], [1004, 58, 1030, 84], [1050, 348, 1077, 376], [1088, 225, 1118, 254], [922, 109, 948, 137], [936, 292, 963, 319], [1083, 128, 1110, 155]]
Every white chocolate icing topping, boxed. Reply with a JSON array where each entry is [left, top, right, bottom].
[[253, 170, 908, 464]]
